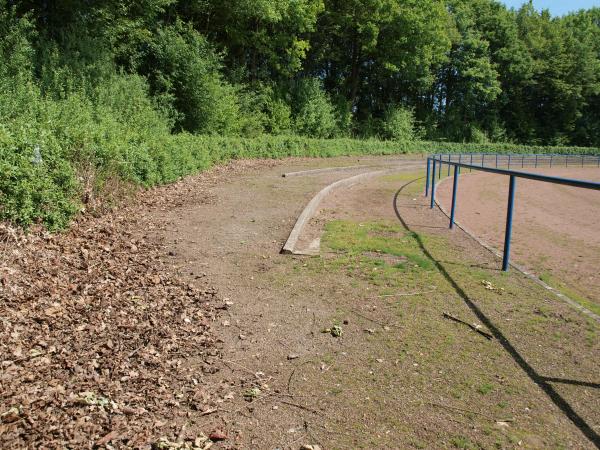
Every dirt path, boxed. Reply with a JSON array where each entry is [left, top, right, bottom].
[[158, 156, 425, 447], [436, 168, 600, 309], [158, 157, 600, 449]]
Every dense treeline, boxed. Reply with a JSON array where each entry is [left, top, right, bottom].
[[4, 0, 600, 143], [1, 0, 600, 228]]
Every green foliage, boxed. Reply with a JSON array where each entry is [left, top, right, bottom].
[[237, 83, 292, 136], [143, 22, 242, 134], [2, 0, 600, 230], [381, 106, 420, 142], [292, 78, 337, 138]]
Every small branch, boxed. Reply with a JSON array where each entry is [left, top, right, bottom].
[[429, 402, 514, 423], [222, 359, 260, 377], [279, 400, 323, 416], [442, 312, 493, 340], [287, 367, 297, 396], [378, 287, 437, 298], [199, 408, 218, 417], [348, 308, 389, 328]]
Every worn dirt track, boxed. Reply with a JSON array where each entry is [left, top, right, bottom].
[[3, 155, 599, 449], [157, 156, 428, 448], [159, 156, 600, 449]]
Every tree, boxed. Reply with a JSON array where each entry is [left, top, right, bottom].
[[435, 0, 501, 141]]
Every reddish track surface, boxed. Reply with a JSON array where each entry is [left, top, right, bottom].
[[437, 167, 600, 307]]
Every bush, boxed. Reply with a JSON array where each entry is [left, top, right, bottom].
[[143, 22, 242, 135], [237, 84, 292, 137], [292, 78, 337, 138], [381, 106, 420, 142], [1, 6, 599, 231], [470, 127, 489, 144]]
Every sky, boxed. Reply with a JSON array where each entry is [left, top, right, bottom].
[[500, 0, 600, 16]]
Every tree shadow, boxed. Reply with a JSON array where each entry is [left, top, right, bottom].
[[393, 179, 600, 448]]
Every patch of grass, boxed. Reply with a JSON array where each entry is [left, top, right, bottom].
[[323, 220, 435, 269], [317, 220, 443, 291], [292, 209, 599, 448], [477, 383, 494, 395], [450, 436, 477, 449]]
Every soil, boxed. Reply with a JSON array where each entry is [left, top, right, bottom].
[[2, 156, 599, 449], [436, 167, 600, 306], [158, 159, 599, 448]]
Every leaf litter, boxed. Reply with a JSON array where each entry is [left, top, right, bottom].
[[0, 162, 275, 448]]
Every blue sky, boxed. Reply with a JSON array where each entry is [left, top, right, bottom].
[[500, 0, 600, 16]]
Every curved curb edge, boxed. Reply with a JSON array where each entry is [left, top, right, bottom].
[[282, 167, 412, 255], [282, 165, 377, 178]]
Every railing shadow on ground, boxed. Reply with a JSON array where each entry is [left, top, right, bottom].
[[393, 177, 600, 448]]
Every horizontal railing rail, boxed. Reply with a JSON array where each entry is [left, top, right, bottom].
[[425, 153, 600, 272], [432, 152, 600, 170]]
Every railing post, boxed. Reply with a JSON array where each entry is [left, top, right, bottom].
[[482, 153, 485, 167], [550, 154, 553, 168], [535, 154, 538, 168], [496, 154, 498, 168], [582, 154, 584, 168], [450, 165, 460, 229], [522, 154, 524, 168], [470, 153, 473, 172], [502, 175, 517, 272], [430, 159, 437, 209], [508, 154, 511, 169], [447, 154, 451, 176], [425, 158, 431, 197]]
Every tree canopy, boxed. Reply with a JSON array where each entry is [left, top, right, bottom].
[[2, 0, 600, 145]]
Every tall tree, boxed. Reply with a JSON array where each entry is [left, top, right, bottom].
[[435, 0, 501, 141]]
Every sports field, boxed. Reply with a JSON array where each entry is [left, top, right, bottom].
[[437, 167, 600, 313]]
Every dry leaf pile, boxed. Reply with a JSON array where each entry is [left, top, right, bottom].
[[0, 160, 276, 448]]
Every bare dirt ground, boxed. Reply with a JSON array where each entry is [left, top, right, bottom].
[[2, 156, 599, 449], [159, 158, 599, 449], [436, 168, 600, 308]]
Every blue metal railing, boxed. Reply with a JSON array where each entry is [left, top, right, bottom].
[[428, 153, 600, 172], [425, 153, 600, 272]]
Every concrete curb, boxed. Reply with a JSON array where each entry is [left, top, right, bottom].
[[282, 161, 424, 178], [282, 165, 376, 178], [281, 167, 409, 255], [435, 175, 600, 323]]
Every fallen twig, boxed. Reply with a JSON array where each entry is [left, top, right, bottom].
[[348, 308, 390, 328], [279, 400, 323, 416], [378, 287, 437, 298], [199, 408, 219, 416], [8, 351, 48, 366], [176, 422, 188, 443], [96, 429, 125, 446], [442, 312, 493, 340], [287, 367, 297, 396], [429, 402, 514, 423], [222, 359, 261, 377]]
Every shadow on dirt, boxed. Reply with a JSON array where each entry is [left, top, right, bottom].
[[393, 178, 600, 448]]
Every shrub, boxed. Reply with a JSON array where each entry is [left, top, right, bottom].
[[237, 84, 292, 137], [143, 22, 242, 135], [381, 106, 420, 142], [292, 78, 337, 138]]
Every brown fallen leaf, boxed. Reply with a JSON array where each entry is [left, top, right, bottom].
[[208, 430, 227, 441], [96, 429, 123, 446]]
